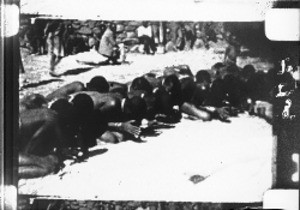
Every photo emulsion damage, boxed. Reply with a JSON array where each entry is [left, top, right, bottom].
[[7, 0, 300, 209]]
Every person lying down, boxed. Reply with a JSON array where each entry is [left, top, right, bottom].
[[18, 63, 275, 179]]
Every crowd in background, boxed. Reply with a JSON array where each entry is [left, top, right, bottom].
[[19, 19, 228, 57]]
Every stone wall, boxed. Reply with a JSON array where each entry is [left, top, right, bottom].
[[19, 17, 226, 54]]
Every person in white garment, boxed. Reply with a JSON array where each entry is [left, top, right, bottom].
[[137, 21, 156, 55]]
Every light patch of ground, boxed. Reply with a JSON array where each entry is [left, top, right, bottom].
[[18, 114, 273, 202], [18, 46, 274, 202], [19, 45, 273, 98]]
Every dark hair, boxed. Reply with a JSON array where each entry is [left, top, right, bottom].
[[163, 74, 181, 93], [131, 77, 153, 95], [50, 98, 74, 123], [195, 70, 211, 84], [163, 74, 182, 106], [242, 65, 256, 79], [124, 96, 147, 120], [211, 62, 226, 79], [71, 94, 94, 121], [87, 76, 109, 93], [108, 22, 116, 32], [176, 65, 193, 77], [225, 64, 240, 77]]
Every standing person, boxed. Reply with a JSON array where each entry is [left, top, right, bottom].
[[44, 20, 65, 77], [184, 24, 194, 51], [33, 19, 48, 55], [99, 22, 121, 65], [137, 21, 157, 55], [175, 23, 186, 51], [224, 35, 241, 66]]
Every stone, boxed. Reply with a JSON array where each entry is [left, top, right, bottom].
[[126, 31, 137, 39], [125, 25, 137, 32], [116, 24, 125, 33]]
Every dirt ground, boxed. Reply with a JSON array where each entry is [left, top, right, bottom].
[[18, 44, 274, 203], [19, 42, 274, 98]]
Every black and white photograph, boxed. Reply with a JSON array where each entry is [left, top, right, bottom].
[[1, 0, 299, 209]]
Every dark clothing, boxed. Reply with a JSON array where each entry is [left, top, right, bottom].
[[175, 26, 186, 51], [138, 35, 156, 54]]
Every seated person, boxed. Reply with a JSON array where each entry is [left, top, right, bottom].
[[45, 76, 109, 101], [137, 21, 156, 55]]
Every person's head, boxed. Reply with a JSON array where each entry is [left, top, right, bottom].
[[228, 34, 239, 46], [130, 77, 153, 95], [142, 21, 149, 27], [107, 22, 116, 32], [211, 62, 226, 79], [224, 64, 240, 78], [179, 65, 193, 76], [163, 67, 178, 77], [71, 94, 94, 122], [123, 96, 147, 121], [241, 64, 256, 82], [99, 23, 107, 33], [162, 74, 181, 93], [86, 76, 109, 93], [195, 70, 211, 88], [49, 98, 75, 123], [21, 94, 47, 109]]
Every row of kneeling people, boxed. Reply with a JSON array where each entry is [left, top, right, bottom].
[[19, 63, 273, 179]]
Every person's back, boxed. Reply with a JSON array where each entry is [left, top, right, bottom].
[[46, 81, 85, 101], [99, 26, 115, 57]]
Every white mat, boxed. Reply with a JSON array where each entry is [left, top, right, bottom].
[[18, 114, 273, 202]]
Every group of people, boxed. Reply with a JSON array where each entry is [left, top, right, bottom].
[[21, 19, 123, 76], [20, 20, 225, 77], [19, 56, 289, 179]]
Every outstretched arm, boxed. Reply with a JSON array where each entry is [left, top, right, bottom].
[[180, 102, 211, 121], [108, 121, 141, 138]]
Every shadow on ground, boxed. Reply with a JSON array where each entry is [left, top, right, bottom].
[[59, 67, 94, 76], [89, 148, 108, 158], [21, 78, 64, 89]]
